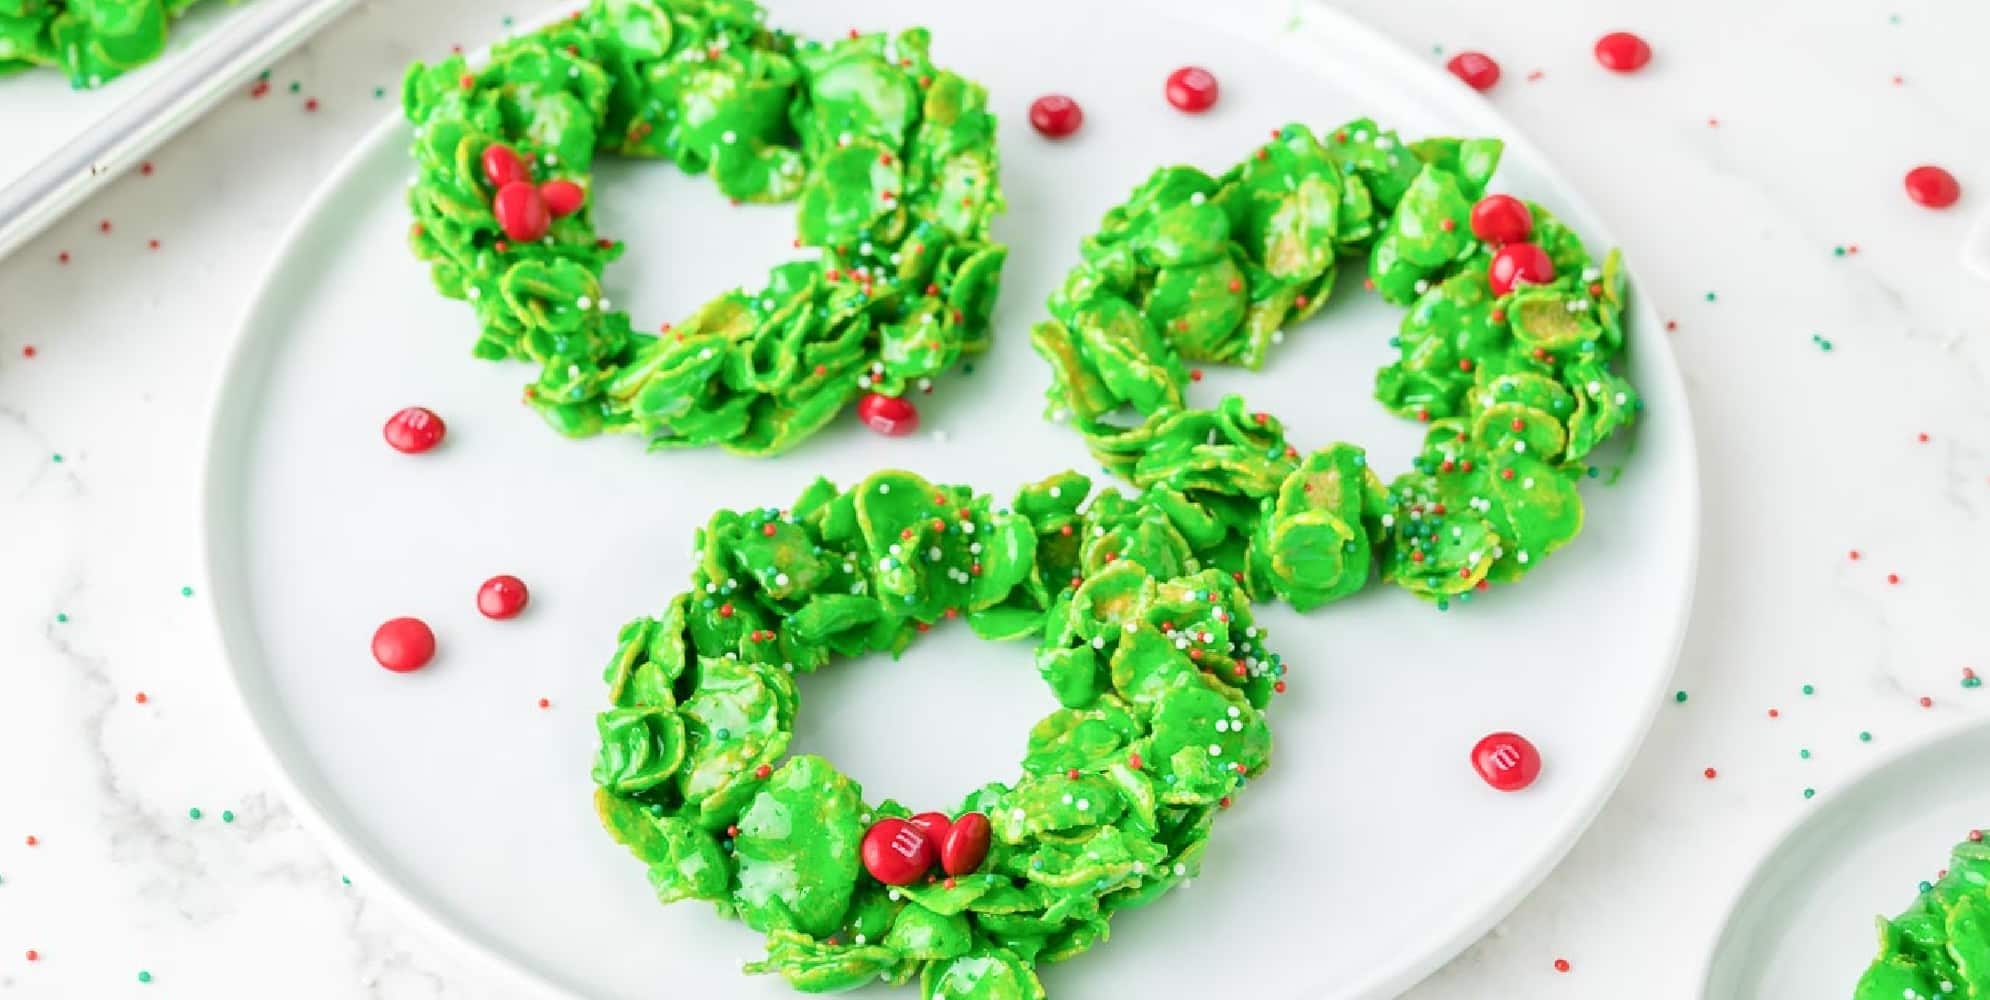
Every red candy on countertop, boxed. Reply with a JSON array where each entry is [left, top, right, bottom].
[[1905, 165, 1961, 208], [857, 392, 919, 437], [1488, 242, 1556, 295], [1593, 32, 1652, 73], [476, 575, 530, 620], [1471, 732, 1542, 791], [1445, 51, 1500, 92], [1469, 194, 1533, 245], [372, 617, 436, 673], [1164, 66, 1219, 112], [860, 817, 935, 886], [1029, 95, 1084, 137], [383, 406, 446, 453]]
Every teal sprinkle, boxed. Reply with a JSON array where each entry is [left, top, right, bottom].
[[1436, 599, 1450, 612], [288, 81, 300, 94], [1704, 291, 1717, 302], [1800, 748, 1811, 760], [1833, 246, 1846, 257], [715, 727, 731, 741], [1889, 13, 1901, 24], [54, 613, 67, 623], [51, 453, 62, 463], [1920, 880, 1934, 893], [1674, 690, 1688, 704], [502, 14, 515, 26], [180, 586, 193, 597], [1802, 684, 1815, 695], [340, 875, 351, 885], [1803, 787, 1815, 799], [1859, 731, 1873, 743], [373, 86, 385, 99], [257, 69, 269, 81], [187, 807, 201, 820], [138, 971, 152, 983], [1963, 676, 1982, 689], [221, 810, 235, 824]]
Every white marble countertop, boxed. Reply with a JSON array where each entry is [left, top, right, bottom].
[[2, 1, 1987, 996]]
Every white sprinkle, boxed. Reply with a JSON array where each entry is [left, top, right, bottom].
[[576, 296, 592, 309], [1587, 380, 1603, 394], [1413, 279, 1429, 294], [1124, 622, 1138, 633], [467, 287, 481, 300], [1271, 330, 1286, 345], [1214, 720, 1229, 733], [1061, 793, 1073, 805], [1076, 798, 1090, 811], [928, 546, 942, 561], [1615, 392, 1629, 404], [969, 542, 983, 554], [1380, 514, 1395, 527], [774, 573, 790, 587], [1208, 744, 1223, 756], [878, 484, 891, 494], [1227, 706, 1240, 718], [1517, 550, 1531, 564], [1513, 441, 1527, 454], [721, 130, 737, 144], [1092, 637, 1105, 649], [1048, 486, 1062, 498], [1523, 477, 1536, 488], [1173, 863, 1187, 876], [599, 298, 612, 310], [1189, 192, 1207, 206], [543, 153, 559, 166]]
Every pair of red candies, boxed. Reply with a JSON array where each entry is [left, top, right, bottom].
[[860, 810, 992, 886], [481, 144, 587, 244], [1470, 194, 1556, 295]]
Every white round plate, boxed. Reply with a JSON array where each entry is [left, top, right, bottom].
[[1701, 722, 1990, 999], [200, 1, 1698, 997]]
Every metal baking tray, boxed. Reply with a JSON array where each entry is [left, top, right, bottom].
[[0, 0, 358, 261]]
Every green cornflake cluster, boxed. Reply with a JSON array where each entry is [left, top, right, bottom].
[[593, 470, 1280, 997], [1031, 119, 1641, 608], [1853, 832, 1990, 1000], [402, 0, 1007, 456], [0, 1, 224, 88]]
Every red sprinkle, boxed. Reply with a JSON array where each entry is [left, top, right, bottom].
[[25, 835, 37, 846], [1164, 66, 1219, 112], [1905, 165, 1961, 208], [1918, 432, 1930, 443], [537, 698, 550, 709], [304, 98, 320, 112], [25, 950, 37, 962], [1593, 32, 1652, 72], [1887, 573, 1901, 585], [754, 764, 772, 779], [135, 692, 148, 704], [1704, 767, 1718, 779], [98, 219, 111, 233], [1028, 95, 1084, 138], [1920, 696, 1934, 708], [21, 346, 35, 358], [140, 161, 154, 176], [1554, 958, 1571, 973], [1849, 549, 1861, 560], [1445, 51, 1501, 91], [1768, 708, 1780, 718]]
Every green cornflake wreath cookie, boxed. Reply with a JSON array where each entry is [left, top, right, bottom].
[[400, 0, 1006, 456], [1030, 119, 1642, 610], [592, 469, 1280, 997], [1853, 830, 1990, 1000], [0, 0, 222, 88]]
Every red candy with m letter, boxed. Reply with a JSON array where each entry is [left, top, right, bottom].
[[481, 143, 531, 188], [383, 406, 446, 453], [1471, 732, 1541, 791], [939, 811, 992, 876], [1593, 32, 1652, 73], [861, 817, 935, 885], [372, 617, 436, 673], [908, 811, 952, 843], [477, 575, 530, 619], [1028, 95, 1084, 138], [1164, 67, 1218, 112]]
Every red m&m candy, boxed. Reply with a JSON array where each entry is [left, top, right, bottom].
[[861, 817, 934, 885], [908, 811, 953, 842], [383, 406, 446, 453], [1164, 67, 1219, 112], [857, 392, 919, 436], [1488, 242, 1556, 295], [939, 811, 992, 876], [372, 617, 436, 673], [1905, 165, 1961, 208], [539, 179, 585, 218], [1593, 32, 1652, 73], [481, 143, 531, 188], [1445, 51, 1500, 92], [494, 181, 550, 243], [1471, 731, 1541, 791], [1029, 95, 1084, 138], [477, 575, 530, 619], [1470, 194, 1533, 245]]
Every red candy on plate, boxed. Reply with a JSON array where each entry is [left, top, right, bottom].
[[1471, 731, 1541, 791], [1904, 165, 1961, 208], [1029, 95, 1084, 138], [383, 406, 446, 453], [939, 811, 992, 876], [1164, 66, 1219, 112], [477, 575, 530, 620], [1488, 242, 1556, 295], [1593, 32, 1652, 73], [857, 392, 919, 436], [860, 817, 934, 886], [1445, 51, 1500, 92], [372, 617, 436, 673], [1469, 194, 1533, 245]]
